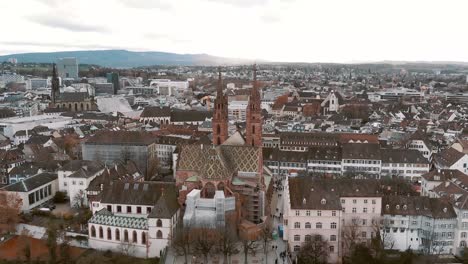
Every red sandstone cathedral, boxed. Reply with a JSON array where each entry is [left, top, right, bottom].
[[175, 65, 269, 235]]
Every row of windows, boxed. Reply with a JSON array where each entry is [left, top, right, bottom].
[[66, 180, 84, 186], [294, 234, 337, 242], [341, 199, 377, 205], [295, 210, 337, 216], [344, 207, 376, 214], [343, 166, 379, 172], [344, 160, 380, 165], [90, 225, 162, 243], [28, 184, 53, 205], [293, 244, 335, 253], [382, 163, 428, 168], [105, 204, 156, 217], [294, 222, 337, 229]]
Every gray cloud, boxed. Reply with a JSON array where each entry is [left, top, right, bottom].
[[144, 33, 191, 43], [261, 14, 281, 23], [0, 41, 120, 50], [117, 0, 172, 10], [206, 0, 269, 8], [28, 15, 109, 33]]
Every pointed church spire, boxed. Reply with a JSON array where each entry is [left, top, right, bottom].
[[245, 64, 262, 147], [51, 63, 60, 105], [212, 66, 228, 145], [217, 67, 223, 97]]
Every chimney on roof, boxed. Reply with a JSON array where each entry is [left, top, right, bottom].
[[303, 198, 306, 205]]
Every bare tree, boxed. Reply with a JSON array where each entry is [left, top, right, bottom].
[[260, 224, 273, 264], [146, 157, 160, 180], [192, 226, 218, 264], [0, 191, 22, 233], [371, 217, 394, 260], [241, 239, 259, 264], [73, 190, 86, 209], [342, 217, 361, 256], [172, 225, 194, 264], [216, 224, 239, 264], [297, 234, 329, 264]]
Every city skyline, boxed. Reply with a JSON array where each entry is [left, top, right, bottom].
[[2, 0, 468, 63]]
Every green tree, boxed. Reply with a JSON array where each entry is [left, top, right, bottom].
[[346, 244, 375, 264], [46, 223, 58, 264]]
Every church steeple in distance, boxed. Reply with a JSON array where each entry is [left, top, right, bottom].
[[212, 67, 229, 145], [245, 64, 262, 147], [51, 63, 60, 104]]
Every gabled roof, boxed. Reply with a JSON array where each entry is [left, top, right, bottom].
[[177, 144, 262, 180], [140, 106, 171, 118], [381, 149, 428, 164], [288, 177, 383, 210], [382, 196, 456, 219], [25, 135, 52, 145], [57, 92, 90, 102], [100, 181, 178, 213], [85, 131, 155, 146], [435, 148, 465, 167], [421, 169, 465, 182], [342, 143, 381, 160], [2, 173, 57, 192], [222, 131, 245, 146]]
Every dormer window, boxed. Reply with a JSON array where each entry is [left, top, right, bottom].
[[396, 205, 400, 210], [403, 205, 407, 210], [386, 204, 390, 209], [321, 199, 326, 205]]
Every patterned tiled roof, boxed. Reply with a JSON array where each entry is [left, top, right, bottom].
[[89, 209, 148, 230], [177, 144, 261, 180]]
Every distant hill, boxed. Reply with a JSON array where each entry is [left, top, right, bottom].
[[0, 50, 254, 68]]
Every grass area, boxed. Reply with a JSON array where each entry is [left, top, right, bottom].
[[0, 236, 85, 262], [76, 250, 160, 264], [0, 236, 160, 264]]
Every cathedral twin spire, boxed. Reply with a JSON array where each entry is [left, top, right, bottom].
[[212, 67, 229, 145], [212, 65, 262, 147]]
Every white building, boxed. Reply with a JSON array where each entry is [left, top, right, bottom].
[[57, 57, 79, 79], [58, 160, 105, 207], [88, 181, 180, 258], [228, 100, 248, 121], [434, 148, 468, 174], [381, 149, 430, 181], [382, 196, 457, 254], [420, 169, 466, 198], [0, 115, 73, 138], [341, 143, 382, 178], [406, 130, 436, 161], [284, 177, 383, 263], [183, 189, 236, 228], [1, 173, 58, 212], [149, 79, 189, 96]]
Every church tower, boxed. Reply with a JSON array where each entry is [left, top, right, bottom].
[[212, 67, 229, 145], [245, 64, 262, 147], [51, 63, 60, 105]]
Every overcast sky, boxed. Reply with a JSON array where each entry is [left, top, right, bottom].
[[1, 0, 468, 63]]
